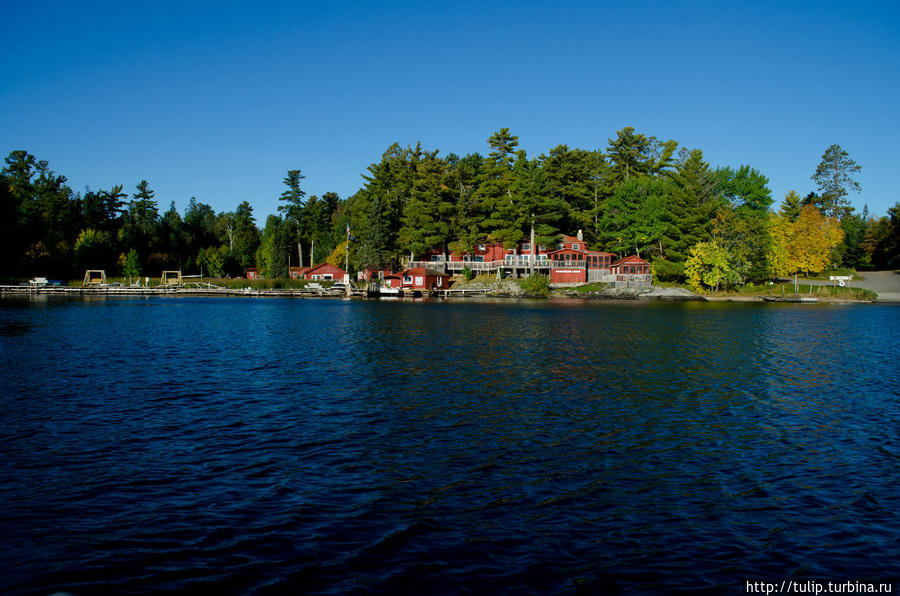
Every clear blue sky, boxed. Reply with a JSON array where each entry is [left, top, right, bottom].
[[3, 0, 898, 221]]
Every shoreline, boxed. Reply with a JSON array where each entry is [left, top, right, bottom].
[[0, 284, 878, 304]]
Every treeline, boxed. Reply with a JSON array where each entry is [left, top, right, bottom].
[[0, 151, 347, 280], [343, 128, 898, 287], [2, 128, 898, 286]]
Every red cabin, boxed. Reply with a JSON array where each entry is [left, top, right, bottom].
[[611, 255, 651, 275], [246, 267, 261, 280], [301, 263, 346, 281], [397, 267, 450, 291]]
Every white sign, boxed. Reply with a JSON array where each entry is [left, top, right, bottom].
[[829, 276, 853, 281]]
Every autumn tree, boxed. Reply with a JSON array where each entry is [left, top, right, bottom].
[[768, 205, 844, 277], [684, 241, 738, 292]]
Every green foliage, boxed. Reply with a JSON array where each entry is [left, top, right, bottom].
[[716, 164, 772, 213], [812, 143, 861, 219], [74, 228, 112, 270], [779, 190, 802, 221], [8, 130, 874, 290], [462, 266, 474, 281], [600, 177, 668, 258], [119, 248, 142, 280], [277, 169, 306, 224], [198, 246, 228, 278], [861, 202, 900, 268], [651, 258, 684, 282], [520, 274, 550, 296]]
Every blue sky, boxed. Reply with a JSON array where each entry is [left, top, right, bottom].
[[3, 0, 898, 221]]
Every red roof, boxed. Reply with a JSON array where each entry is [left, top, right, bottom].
[[304, 263, 346, 275], [612, 255, 650, 266]]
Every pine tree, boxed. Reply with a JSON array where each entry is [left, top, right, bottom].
[[812, 143, 861, 220]]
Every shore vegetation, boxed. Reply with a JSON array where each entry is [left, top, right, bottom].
[[2, 132, 897, 289]]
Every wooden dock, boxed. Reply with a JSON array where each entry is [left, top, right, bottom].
[[0, 285, 366, 298]]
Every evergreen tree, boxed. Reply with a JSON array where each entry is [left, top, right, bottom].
[[812, 143, 861, 220], [779, 190, 802, 221], [716, 165, 772, 213], [398, 148, 453, 259], [600, 177, 668, 258], [446, 152, 487, 257], [607, 127, 651, 182], [663, 149, 721, 263]]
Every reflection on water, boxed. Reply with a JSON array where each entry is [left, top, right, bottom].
[[1, 297, 898, 594]]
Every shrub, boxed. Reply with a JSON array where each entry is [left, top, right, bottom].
[[652, 258, 684, 282], [463, 266, 474, 281], [520, 274, 550, 296]]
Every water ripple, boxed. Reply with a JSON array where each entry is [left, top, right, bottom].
[[1, 298, 898, 594]]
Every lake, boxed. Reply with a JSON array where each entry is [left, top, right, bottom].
[[1, 296, 898, 594]]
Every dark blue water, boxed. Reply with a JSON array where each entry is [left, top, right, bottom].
[[1, 296, 898, 594]]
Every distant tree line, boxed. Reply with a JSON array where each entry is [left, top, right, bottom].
[[2, 130, 898, 286]]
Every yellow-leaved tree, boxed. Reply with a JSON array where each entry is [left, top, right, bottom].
[[768, 205, 844, 277], [326, 241, 347, 268]]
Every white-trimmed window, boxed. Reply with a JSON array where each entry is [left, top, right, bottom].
[[414, 276, 424, 286], [522, 243, 531, 252], [403, 275, 412, 284], [572, 243, 580, 250], [478, 244, 486, 251], [436, 277, 443, 287], [324, 274, 333, 280]]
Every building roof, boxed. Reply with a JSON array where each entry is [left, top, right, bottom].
[[612, 255, 650, 266], [305, 262, 346, 275]]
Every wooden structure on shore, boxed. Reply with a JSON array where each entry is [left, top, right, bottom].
[[160, 271, 183, 287], [83, 270, 107, 286]]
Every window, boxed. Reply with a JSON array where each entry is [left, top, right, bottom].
[[324, 274, 333, 280], [572, 243, 580, 250], [478, 244, 486, 251], [522, 243, 531, 252], [403, 275, 412, 284], [415, 276, 424, 286], [474, 256, 484, 262], [430, 255, 443, 261], [538, 244, 546, 251], [436, 277, 443, 287]]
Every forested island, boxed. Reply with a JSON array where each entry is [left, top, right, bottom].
[[2, 127, 898, 292]]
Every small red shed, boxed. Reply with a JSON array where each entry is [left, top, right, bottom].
[[398, 267, 450, 291]]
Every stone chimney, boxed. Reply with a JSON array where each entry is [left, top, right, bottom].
[[577, 229, 583, 241]]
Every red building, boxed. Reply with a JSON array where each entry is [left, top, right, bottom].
[[358, 267, 393, 282], [448, 242, 508, 263], [300, 263, 346, 281], [547, 247, 617, 284], [393, 267, 450, 291], [611, 255, 651, 275], [246, 267, 260, 280]]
